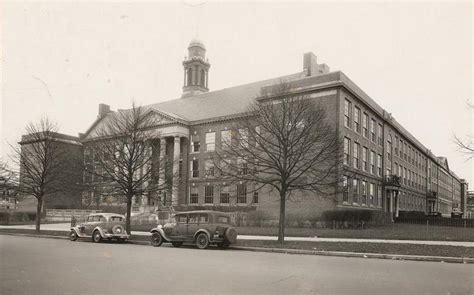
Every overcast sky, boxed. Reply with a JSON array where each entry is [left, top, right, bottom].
[[1, 1, 473, 185]]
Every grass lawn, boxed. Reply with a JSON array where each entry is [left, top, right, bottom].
[[237, 224, 474, 242], [235, 240, 474, 258]]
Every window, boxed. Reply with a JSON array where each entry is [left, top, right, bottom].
[[352, 179, 359, 203], [237, 157, 248, 175], [238, 128, 249, 148], [370, 119, 376, 142], [395, 136, 399, 156], [361, 181, 367, 205], [204, 186, 214, 204], [353, 142, 360, 169], [362, 147, 368, 172], [189, 187, 199, 204], [377, 185, 382, 207], [344, 137, 351, 166], [354, 106, 361, 133], [204, 159, 215, 177], [217, 216, 230, 224], [387, 137, 392, 160], [191, 135, 200, 153], [205, 132, 215, 152], [84, 148, 92, 163], [404, 142, 408, 160], [342, 176, 349, 202], [237, 184, 247, 204], [362, 113, 369, 138], [220, 187, 230, 204], [253, 191, 259, 204], [378, 123, 383, 146], [221, 130, 232, 148], [344, 99, 352, 128], [370, 151, 375, 174], [188, 213, 199, 223], [377, 154, 382, 176], [199, 213, 209, 223], [190, 159, 199, 178], [369, 183, 374, 205]]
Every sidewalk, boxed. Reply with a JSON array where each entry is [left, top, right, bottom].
[[1, 223, 473, 247]]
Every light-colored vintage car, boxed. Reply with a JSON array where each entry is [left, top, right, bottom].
[[150, 210, 237, 249], [70, 213, 129, 243]]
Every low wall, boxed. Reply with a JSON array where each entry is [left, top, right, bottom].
[[45, 209, 102, 222]]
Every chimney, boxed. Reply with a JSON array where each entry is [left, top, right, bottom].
[[303, 52, 330, 76], [98, 103, 111, 118]]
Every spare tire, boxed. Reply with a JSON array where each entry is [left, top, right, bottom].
[[224, 227, 237, 244], [112, 224, 125, 235]]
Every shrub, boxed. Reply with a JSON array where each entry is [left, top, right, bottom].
[[398, 211, 425, 219], [321, 209, 391, 228]]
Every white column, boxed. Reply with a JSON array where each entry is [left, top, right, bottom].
[[171, 136, 181, 207], [159, 138, 167, 206], [395, 191, 399, 218], [388, 191, 393, 214]]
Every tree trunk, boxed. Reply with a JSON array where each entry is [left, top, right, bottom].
[[35, 196, 43, 233], [125, 194, 133, 235], [278, 189, 286, 244]]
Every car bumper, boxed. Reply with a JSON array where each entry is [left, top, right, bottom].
[[103, 233, 130, 239]]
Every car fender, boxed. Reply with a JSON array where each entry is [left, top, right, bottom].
[[150, 227, 170, 242], [70, 227, 82, 237], [193, 229, 212, 242], [93, 226, 106, 238]]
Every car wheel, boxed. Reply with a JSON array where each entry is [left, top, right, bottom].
[[195, 233, 210, 249], [92, 230, 102, 243], [151, 232, 163, 247], [69, 230, 78, 241], [217, 241, 230, 249], [172, 242, 183, 248]]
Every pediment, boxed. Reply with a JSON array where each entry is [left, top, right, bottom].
[[82, 107, 189, 141]]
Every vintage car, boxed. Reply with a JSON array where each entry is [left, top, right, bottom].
[[70, 213, 129, 243], [451, 208, 463, 218], [149, 210, 237, 249]]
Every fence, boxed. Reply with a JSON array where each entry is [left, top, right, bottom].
[[395, 217, 474, 228], [45, 209, 102, 222]]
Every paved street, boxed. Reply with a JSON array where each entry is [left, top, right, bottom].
[[1, 235, 473, 295]]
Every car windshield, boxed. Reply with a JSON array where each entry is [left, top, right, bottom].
[[110, 216, 123, 222]]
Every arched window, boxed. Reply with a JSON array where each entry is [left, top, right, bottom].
[[187, 68, 193, 86], [200, 69, 205, 86]]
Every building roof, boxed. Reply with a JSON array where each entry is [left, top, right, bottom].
[[144, 72, 305, 123]]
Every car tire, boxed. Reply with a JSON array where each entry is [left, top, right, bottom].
[[217, 241, 230, 249], [69, 230, 78, 241], [151, 232, 163, 247], [92, 230, 102, 243], [195, 233, 210, 249], [224, 228, 237, 244], [171, 242, 183, 248]]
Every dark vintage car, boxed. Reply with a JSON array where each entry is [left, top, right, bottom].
[[70, 213, 129, 243], [451, 208, 463, 219], [149, 210, 237, 249], [425, 211, 443, 218]]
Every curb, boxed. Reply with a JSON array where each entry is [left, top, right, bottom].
[[229, 246, 474, 264], [1, 232, 473, 264]]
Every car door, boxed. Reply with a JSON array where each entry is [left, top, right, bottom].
[[186, 213, 201, 239], [167, 214, 187, 241], [83, 216, 98, 236]]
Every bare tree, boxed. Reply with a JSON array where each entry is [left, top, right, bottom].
[[453, 99, 474, 158], [213, 82, 343, 244], [9, 118, 74, 233], [88, 103, 175, 235]]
